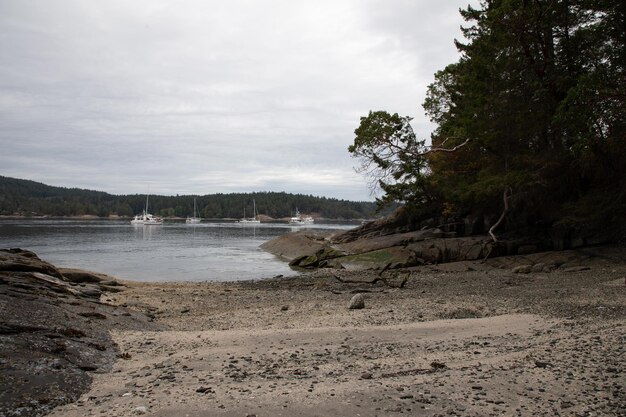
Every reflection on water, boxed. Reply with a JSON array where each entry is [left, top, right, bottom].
[[132, 224, 163, 241], [0, 219, 357, 282]]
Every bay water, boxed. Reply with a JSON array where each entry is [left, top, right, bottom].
[[0, 219, 357, 282]]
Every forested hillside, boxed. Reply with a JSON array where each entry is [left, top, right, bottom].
[[350, 0, 625, 241], [0, 176, 376, 219]]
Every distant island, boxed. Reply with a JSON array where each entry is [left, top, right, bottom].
[[0, 175, 378, 220]]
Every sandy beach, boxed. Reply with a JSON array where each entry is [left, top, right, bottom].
[[47, 246, 626, 417]]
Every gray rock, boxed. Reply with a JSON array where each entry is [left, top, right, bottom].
[[348, 293, 365, 309], [79, 286, 103, 298], [0, 248, 64, 279], [100, 285, 124, 293], [134, 406, 148, 414], [0, 248, 159, 417], [100, 279, 122, 286], [60, 268, 106, 283]]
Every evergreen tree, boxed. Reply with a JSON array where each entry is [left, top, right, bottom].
[[353, 0, 625, 236]]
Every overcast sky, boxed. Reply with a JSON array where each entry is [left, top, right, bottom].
[[0, 0, 476, 201]]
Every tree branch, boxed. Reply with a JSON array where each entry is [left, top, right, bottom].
[[424, 137, 471, 154]]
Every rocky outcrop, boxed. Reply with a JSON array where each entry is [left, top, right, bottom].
[[259, 231, 333, 262], [263, 201, 625, 271], [288, 246, 346, 268], [0, 248, 65, 279], [0, 249, 158, 417], [262, 229, 497, 271], [335, 205, 625, 255]]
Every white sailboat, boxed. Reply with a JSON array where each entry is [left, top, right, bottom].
[[186, 198, 201, 224], [238, 199, 260, 224], [289, 208, 314, 225], [131, 194, 163, 225]]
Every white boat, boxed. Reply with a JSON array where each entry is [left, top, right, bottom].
[[238, 199, 261, 224], [131, 194, 163, 225], [186, 198, 201, 224], [143, 213, 164, 225], [289, 208, 314, 225]]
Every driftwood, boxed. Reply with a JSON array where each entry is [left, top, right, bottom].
[[489, 187, 512, 243], [328, 270, 409, 288]]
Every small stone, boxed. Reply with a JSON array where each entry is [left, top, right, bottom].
[[134, 406, 148, 414], [280, 305, 289, 311], [360, 372, 373, 380], [512, 265, 532, 274], [348, 294, 365, 309], [534, 360, 552, 368]]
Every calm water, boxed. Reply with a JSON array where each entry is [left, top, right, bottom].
[[0, 219, 357, 282]]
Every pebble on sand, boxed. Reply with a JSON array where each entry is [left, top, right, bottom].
[[134, 406, 148, 415], [348, 293, 365, 309]]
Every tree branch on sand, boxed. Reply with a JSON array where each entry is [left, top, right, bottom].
[[489, 187, 513, 243]]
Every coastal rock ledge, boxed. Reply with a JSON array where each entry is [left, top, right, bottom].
[[262, 229, 495, 271], [0, 248, 158, 417]]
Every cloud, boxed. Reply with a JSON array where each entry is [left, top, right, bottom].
[[0, 0, 476, 201]]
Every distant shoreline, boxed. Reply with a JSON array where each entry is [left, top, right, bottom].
[[0, 215, 369, 223]]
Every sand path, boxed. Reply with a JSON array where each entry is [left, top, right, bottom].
[[51, 314, 564, 417]]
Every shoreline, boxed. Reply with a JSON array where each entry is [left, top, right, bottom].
[[2, 246, 625, 416], [0, 215, 369, 223], [44, 246, 626, 416]]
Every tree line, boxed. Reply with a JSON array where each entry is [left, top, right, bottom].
[[0, 176, 377, 219], [350, 0, 625, 238]]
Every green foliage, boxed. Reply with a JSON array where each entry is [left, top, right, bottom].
[[0, 176, 376, 219], [349, 111, 436, 211], [355, 0, 625, 231]]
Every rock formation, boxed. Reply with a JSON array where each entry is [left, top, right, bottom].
[[0, 249, 157, 417]]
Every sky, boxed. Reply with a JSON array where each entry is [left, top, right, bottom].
[[0, 0, 476, 201]]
